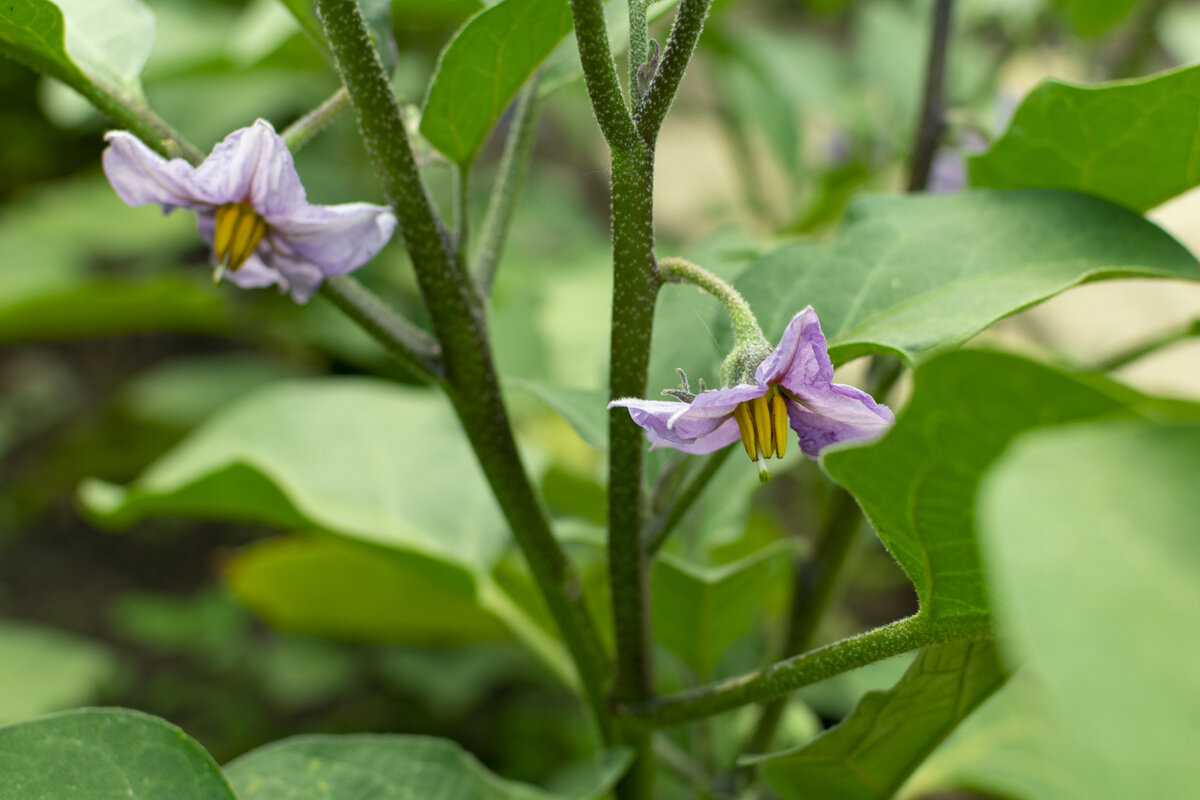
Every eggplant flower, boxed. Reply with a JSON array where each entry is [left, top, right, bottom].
[[610, 307, 894, 480], [102, 119, 396, 302]]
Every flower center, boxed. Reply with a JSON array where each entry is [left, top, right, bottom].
[[213, 202, 268, 271], [732, 385, 788, 481]]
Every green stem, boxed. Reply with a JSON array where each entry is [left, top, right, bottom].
[[475, 74, 544, 295], [635, 0, 712, 143], [319, 276, 443, 380], [742, 488, 861, 755], [631, 613, 993, 728], [657, 257, 764, 348], [86, 85, 204, 165], [645, 448, 731, 555], [628, 0, 651, 105], [569, 0, 640, 153], [282, 87, 351, 152], [1099, 318, 1200, 371], [454, 163, 471, 270], [317, 0, 613, 740], [906, 0, 954, 192]]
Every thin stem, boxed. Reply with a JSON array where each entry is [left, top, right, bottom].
[[569, 0, 640, 153], [475, 74, 544, 295], [635, 0, 712, 144], [319, 276, 443, 380], [1099, 317, 1200, 371], [658, 257, 763, 348], [86, 85, 205, 165], [317, 0, 613, 740], [742, 488, 861, 755], [906, 0, 954, 192], [454, 164, 471, 270], [645, 448, 731, 555], [282, 87, 351, 152], [630, 613, 993, 728], [628, 0, 651, 105]]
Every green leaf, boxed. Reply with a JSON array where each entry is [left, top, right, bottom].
[[822, 350, 1200, 626], [508, 379, 607, 449], [0, 621, 117, 725], [0, 0, 154, 101], [735, 190, 1199, 366], [0, 708, 235, 800], [978, 420, 1200, 800], [420, 0, 573, 165], [224, 734, 631, 800], [80, 379, 506, 570], [224, 535, 512, 644], [757, 640, 1007, 800], [1061, 0, 1139, 35], [969, 65, 1200, 212], [653, 541, 795, 678]]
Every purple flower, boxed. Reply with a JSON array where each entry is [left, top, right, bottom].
[[102, 119, 396, 303], [611, 308, 894, 478]]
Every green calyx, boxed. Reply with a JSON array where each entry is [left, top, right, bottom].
[[719, 333, 772, 387]]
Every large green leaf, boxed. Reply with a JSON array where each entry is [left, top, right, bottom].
[[0, 0, 154, 102], [420, 0, 573, 165], [224, 734, 631, 800], [822, 350, 1199, 626], [654, 541, 795, 678], [0, 622, 117, 725], [757, 640, 1007, 800], [1062, 0, 1139, 35], [81, 379, 506, 569], [969, 65, 1200, 212], [978, 420, 1200, 800], [735, 190, 1199, 366], [0, 708, 235, 800]]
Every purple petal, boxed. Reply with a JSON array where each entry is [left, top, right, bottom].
[[609, 397, 741, 454], [192, 119, 306, 217], [756, 307, 834, 393], [269, 202, 397, 278], [785, 384, 894, 457], [102, 131, 213, 212], [259, 249, 329, 303]]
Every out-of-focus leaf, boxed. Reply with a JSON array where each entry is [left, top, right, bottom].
[[0, 621, 117, 725], [823, 350, 1200, 628], [735, 191, 1199, 366], [756, 640, 1006, 800], [654, 541, 795, 678], [969, 65, 1200, 212], [420, 0, 572, 165], [1061, 0, 1139, 35], [119, 355, 298, 429], [224, 735, 631, 800], [0, 708, 235, 800], [508, 379, 607, 449], [978, 420, 1200, 800]]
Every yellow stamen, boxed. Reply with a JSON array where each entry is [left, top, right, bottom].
[[733, 402, 757, 461], [752, 394, 774, 459], [213, 202, 268, 271], [771, 390, 787, 459]]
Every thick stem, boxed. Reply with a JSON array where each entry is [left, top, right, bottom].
[[319, 276, 443, 380], [569, 0, 640, 153], [742, 488, 861, 755], [317, 0, 612, 739], [474, 74, 544, 295], [658, 256, 763, 348], [635, 0, 712, 144], [631, 613, 993, 728], [906, 0, 954, 193], [282, 87, 351, 152]]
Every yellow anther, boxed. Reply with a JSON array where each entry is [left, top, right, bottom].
[[770, 390, 788, 459], [733, 402, 757, 461], [752, 394, 773, 459], [213, 202, 268, 271]]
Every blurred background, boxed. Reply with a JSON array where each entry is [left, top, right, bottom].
[[2, 0, 1199, 797]]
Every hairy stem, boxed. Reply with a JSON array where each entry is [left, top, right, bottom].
[[635, 0, 712, 143], [319, 276, 443, 380], [317, 0, 613, 739], [475, 74, 544, 295], [907, 0, 954, 192], [282, 87, 351, 152], [658, 256, 764, 348], [631, 613, 993, 727], [86, 86, 204, 165], [628, 0, 651, 105]]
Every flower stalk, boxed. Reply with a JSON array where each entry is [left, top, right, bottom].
[[282, 87, 351, 152]]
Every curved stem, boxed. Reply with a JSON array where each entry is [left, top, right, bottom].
[[282, 87, 350, 152], [635, 0, 712, 144], [630, 613, 993, 728], [317, 0, 613, 740], [475, 74, 544, 295], [907, 0, 954, 192], [319, 276, 443, 380], [658, 256, 764, 348]]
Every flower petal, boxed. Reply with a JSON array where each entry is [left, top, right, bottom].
[[269, 202, 397, 278], [102, 131, 212, 212], [260, 249, 329, 303], [192, 119, 307, 217], [785, 384, 895, 457], [609, 398, 741, 454], [756, 306, 833, 392]]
